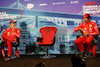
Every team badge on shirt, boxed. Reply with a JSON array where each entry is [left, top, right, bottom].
[[89, 24, 92, 27], [84, 28, 87, 30], [7, 32, 10, 34]]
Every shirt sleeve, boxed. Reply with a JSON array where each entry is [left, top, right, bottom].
[[1, 29, 7, 39], [14, 28, 21, 38], [74, 23, 83, 31], [89, 23, 99, 36], [2, 29, 7, 36]]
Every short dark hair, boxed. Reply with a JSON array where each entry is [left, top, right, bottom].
[[87, 14, 91, 19]]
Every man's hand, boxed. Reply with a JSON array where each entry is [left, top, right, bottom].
[[79, 28, 89, 35], [83, 32, 89, 35], [12, 27, 15, 31], [1, 37, 4, 42]]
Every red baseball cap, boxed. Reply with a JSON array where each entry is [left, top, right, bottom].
[[82, 14, 91, 20], [82, 14, 88, 20], [10, 20, 17, 24]]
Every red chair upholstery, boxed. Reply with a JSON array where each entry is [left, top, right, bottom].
[[37, 27, 57, 58]]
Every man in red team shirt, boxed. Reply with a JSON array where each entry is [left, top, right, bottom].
[[1, 20, 21, 61], [74, 14, 99, 58]]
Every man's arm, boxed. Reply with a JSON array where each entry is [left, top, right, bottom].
[[2, 29, 7, 35], [1, 29, 7, 41], [74, 23, 84, 32], [89, 23, 99, 36], [13, 28, 21, 38]]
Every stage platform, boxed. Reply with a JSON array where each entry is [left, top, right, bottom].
[[0, 54, 100, 67]]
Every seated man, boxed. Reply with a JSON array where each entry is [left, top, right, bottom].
[[74, 14, 99, 58], [1, 20, 21, 61]]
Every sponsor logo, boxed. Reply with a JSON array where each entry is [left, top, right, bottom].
[[70, 1, 79, 4], [27, 3, 34, 9], [89, 28, 92, 32], [7, 32, 10, 35], [84, 28, 87, 30], [39, 3, 48, 6], [52, 2, 65, 5], [89, 24, 92, 27], [24, 0, 30, 1]]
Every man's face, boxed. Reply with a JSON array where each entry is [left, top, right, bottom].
[[10, 23, 16, 28], [84, 18, 90, 23]]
